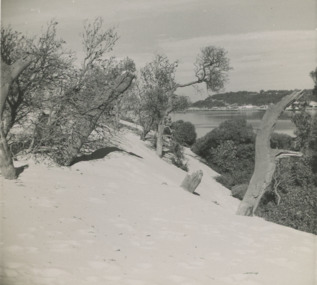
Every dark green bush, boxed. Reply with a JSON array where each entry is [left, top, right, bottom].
[[256, 185, 317, 235], [215, 169, 253, 190], [270, 133, 294, 150], [192, 119, 255, 188], [171, 120, 197, 146], [191, 115, 317, 234], [191, 118, 254, 158], [256, 156, 317, 235]]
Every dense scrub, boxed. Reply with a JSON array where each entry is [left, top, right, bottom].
[[191, 116, 317, 234], [192, 119, 255, 188]]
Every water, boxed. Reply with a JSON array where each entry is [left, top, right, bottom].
[[171, 109, 315, 138]]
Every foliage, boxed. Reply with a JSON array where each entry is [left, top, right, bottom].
[[192, 119, 255, 188], [210, 140, 237, 172], [2, 18, 135, 166], [256, 80, 317, 234], [256, 183, 317, 235], [124, 55, 189, 141], [291, 105, 317, 182], [215, 170, 252, 190], [192, 119, 302, 193], [170, 120, 197, 146], [169, 140, 188, 171], [270, 133, 294, 150], [192, 118, 255, 158], [193, 46, 231, 92], [292, 111, 312, 151], [1, 21, 72, 137], [310, 67, 317, 97], [126, 46, 231, 155]]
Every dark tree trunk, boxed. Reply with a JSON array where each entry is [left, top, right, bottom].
[[0, 58, 32, 179], [140, 130, 149, 141], [0, 127, 17, 179], [237, 91, 304, 216], [156, 119, 164, 157], [140, 117, 154, 141]]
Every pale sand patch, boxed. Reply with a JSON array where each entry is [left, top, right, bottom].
[[1, 127, 316, 285]]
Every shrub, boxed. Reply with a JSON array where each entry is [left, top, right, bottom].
[[210, 140, 237, 173], [171, 120, 197, 146], [192, 119, 255, 188], [256, 185, 317, 235], [256, 156, 317, 235], [270, 133, 293, 150], [191, 118, 254, 157], [231, 184, 248, 200], [215, 169, 253, 190], [169, 140, 188, 171], [215, 174, 235, 189]]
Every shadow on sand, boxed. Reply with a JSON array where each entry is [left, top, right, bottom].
[[70, 147, 143, 166], [15, 164, 29, 177]]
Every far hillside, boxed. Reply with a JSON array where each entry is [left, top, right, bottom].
[[192, 89, 314, 108]]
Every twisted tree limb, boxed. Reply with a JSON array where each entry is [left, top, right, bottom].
[[236, 90, 305, 216]]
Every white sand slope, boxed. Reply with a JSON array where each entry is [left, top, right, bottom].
[[1, 128, 316, 285]]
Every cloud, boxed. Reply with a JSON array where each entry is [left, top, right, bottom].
[[156, 30, 316, 93]]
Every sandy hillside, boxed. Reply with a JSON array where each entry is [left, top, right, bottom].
[[0, 127, 316, 285]]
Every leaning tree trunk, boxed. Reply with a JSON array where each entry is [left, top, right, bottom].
[[236, 90, 304, 216], [156, 119, 165, 157], [155, 98, 174, 157], [0, 58, 32, 179], [62, 72, 135, 166]]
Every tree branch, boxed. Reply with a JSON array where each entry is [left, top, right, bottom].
[[273, 149, 303, 160], [1, 56, 33, 118], [176, 79, 203, 88]]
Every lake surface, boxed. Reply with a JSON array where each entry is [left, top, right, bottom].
[[171, 109, 316, 138]]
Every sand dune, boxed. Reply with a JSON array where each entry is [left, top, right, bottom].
[[1, 128, 316, 285]]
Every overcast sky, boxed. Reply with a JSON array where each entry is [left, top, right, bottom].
[[2, 0, 317, 100]]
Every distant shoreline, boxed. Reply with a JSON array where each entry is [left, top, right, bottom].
[[178, 106, 317, 113]]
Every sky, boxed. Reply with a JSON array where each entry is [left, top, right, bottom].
[[2, 0, 317, 101]]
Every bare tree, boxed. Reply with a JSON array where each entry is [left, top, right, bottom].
[[236, 90, 305, 216]]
